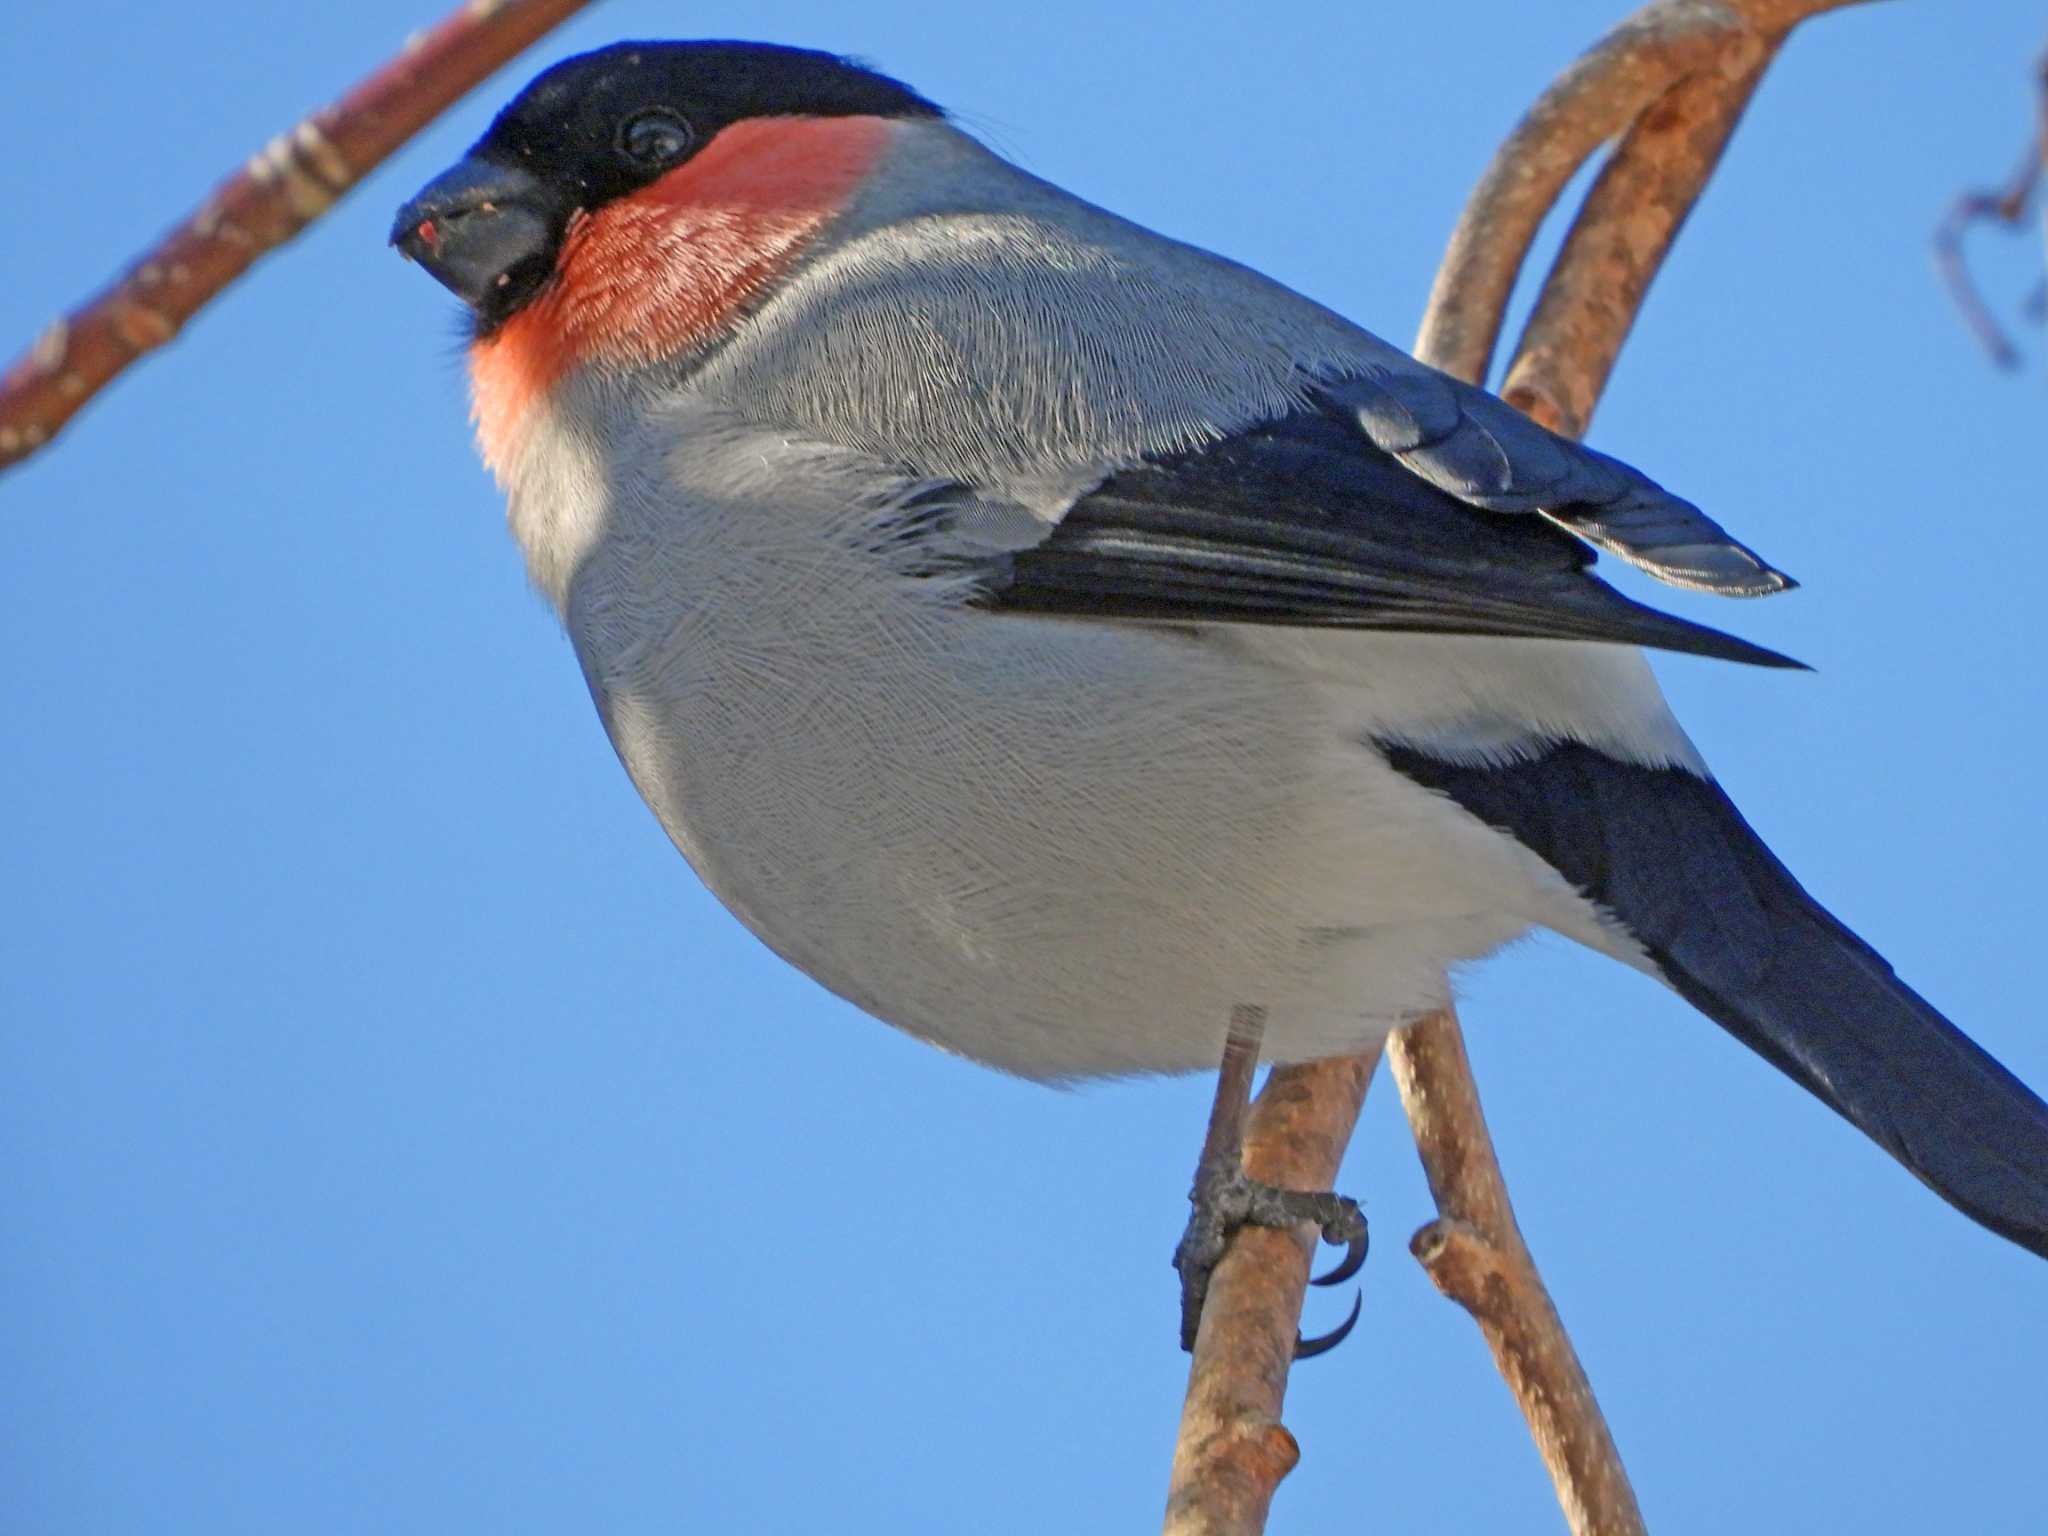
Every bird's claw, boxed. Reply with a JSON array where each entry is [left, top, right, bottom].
[[1173, 1168, 1367, 1356], [1294, 1287, 1363, 1358], [1309, 1198, 1370, 1288]]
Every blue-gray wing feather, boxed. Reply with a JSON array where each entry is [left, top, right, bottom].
[[1327, 367, 1794, 596]]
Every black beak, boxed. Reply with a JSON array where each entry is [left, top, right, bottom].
[[391, 158, 568, 330]]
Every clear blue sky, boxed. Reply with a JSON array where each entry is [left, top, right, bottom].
[[4, 2, 2044, 1531]]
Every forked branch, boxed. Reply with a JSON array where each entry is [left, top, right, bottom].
[[1387, 1015, 1644, 1535]]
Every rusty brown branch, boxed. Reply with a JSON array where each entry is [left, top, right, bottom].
[[1418, 0, 1874, 393], [1389, 1015, 1645, 1536], [1416, 0, 1749, 387], [0, 0, 601, 474], [1164, 1049, 1377, 1536], [1932, 41, 2048, 371], [1501, 41, 1773, 436]]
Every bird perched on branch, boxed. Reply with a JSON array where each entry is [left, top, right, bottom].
[[393, 40, 2048, 1344]]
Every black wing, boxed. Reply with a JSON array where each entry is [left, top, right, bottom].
[[967, 398, 1800, 669]]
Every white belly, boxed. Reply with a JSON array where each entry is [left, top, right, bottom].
[[520, 397, 1678, 1078]]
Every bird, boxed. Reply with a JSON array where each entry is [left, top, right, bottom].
[[391, 39, 2048, 1345]]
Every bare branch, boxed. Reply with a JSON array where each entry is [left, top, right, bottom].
[[1389, 1015, 1645, 1536], [0, 0, 600, 475], [1501, 40, 1773, 437], [1416, 0, 1754, 387], [1418, 0, 1875, 394], [1935, 191, 2035, 370], [1932, 40, 2048, 371], [1164, 1051, 1377, 1536]]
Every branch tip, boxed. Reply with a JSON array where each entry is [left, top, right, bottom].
[[0, 0, 599, 475]]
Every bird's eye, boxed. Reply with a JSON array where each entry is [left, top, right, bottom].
[[616, 109, 695, 169]]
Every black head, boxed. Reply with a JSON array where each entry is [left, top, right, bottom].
[[392, 41, 941, 331]]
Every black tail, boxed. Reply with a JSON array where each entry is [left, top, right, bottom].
[[1380, 738, 2048, 1259]]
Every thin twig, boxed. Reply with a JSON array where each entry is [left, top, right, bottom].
[[1932, 40, 2048, 370], [1164, 1050, 1378, 1536], [0, 0, 601, 475], [1935, 191, 2035, 370], [1388, 1016, 1645, 1536]]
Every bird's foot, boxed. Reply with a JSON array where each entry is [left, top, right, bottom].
[[1173, 1168, 1368, 1355], [1176, 1006, 1369, 1355]]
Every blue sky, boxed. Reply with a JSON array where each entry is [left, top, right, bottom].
[[4, 2, 2044, 1531]]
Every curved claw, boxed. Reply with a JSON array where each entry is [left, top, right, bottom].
[[1310, 1217, 1369, 1288], [1293, 1288, 1363, 1359]]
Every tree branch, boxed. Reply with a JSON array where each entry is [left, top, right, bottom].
[[1501, 1, 1873, 435], [1932, 37, 2048, 371], [1418, 0, 1874, 397], [1499, 40, 1772, 437], [1388, 1015, 1645, 1536], [1164, 1051, 1378, 1536], [1415, 0, 1757, 388], [0, 0, 600, 475]]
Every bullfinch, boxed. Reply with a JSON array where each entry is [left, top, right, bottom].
[[392, 40, 2048, 1343]]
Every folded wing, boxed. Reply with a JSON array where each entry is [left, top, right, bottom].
[[954, 399, 1799, 668], [1326, 367, 1794, 596]]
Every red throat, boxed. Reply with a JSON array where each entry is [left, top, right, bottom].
[[466, 114, 894, 473]]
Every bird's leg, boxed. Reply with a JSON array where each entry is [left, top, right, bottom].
[[1173, 1004, 1369, 1356]]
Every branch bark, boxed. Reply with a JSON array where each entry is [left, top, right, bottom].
[[0, 0, 599, 474], [1415, 0, 1760, 388], [1498, 42, 1772, 438], [1164, 1051, 1378, 1536], [1418, 0, 1874, 400], [1388, 1016, 1644, 1536]]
